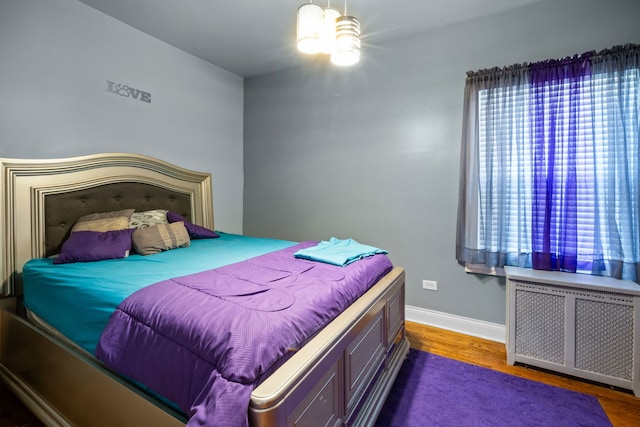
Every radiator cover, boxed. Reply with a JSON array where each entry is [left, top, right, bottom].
[[505, 266, 640, 397]]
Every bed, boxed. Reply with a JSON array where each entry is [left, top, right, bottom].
[[0, 152, 409, 427]]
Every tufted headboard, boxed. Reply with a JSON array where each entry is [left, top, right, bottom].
[[0, 153, 213, 296], [44, 182, 193, 257]]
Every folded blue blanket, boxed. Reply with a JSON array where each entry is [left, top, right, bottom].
[[293, 237, 388, 266]]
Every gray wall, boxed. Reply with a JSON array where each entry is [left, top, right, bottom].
[[244, 0, 640, 325], [0, 0, 244, 233]]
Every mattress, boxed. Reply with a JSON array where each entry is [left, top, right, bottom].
[[21, 232, 394, 426], [22, 232, 296, 354]]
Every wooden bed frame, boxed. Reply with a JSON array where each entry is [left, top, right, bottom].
[[0, 153, 409, 427]]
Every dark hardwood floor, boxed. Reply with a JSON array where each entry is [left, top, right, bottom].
[[1, 321, 638, 426]]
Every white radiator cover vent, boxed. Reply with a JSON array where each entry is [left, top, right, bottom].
[[575, 298, 633, 380], [505, 267, 640, 397], [514, 286, 565, 365]]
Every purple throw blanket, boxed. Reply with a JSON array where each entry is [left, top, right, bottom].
[[95, 242, 392, 426]]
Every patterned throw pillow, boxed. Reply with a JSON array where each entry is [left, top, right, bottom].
[[131, 221, 190, 255], [128, 209, 168, 229], [71, 209, 135, 233]]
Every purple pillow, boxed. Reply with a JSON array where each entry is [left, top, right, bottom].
[[167, 211, 219, 239], [54, 229, 135, 264]]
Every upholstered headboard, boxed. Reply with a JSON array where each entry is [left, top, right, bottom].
[[0, 153, 213, 296], [44, 182, 192, 257]]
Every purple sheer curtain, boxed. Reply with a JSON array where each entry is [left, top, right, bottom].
[[529, 54, 592, 272]]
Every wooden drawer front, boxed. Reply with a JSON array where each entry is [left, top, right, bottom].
[[287, 360, 342, 427], [345, 308, 385, 416], [386, 284, 404, 348]]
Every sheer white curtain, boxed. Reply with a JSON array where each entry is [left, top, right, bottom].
[[456, 64, 533, 269], [589, 45, 640, 279]]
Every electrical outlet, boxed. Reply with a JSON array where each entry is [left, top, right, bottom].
[[422, 279, 438, 291]]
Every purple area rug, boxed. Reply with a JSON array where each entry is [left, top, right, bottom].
[[375, 349, 612, 427]]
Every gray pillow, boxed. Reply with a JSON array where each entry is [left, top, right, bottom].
[[132, 221, 190, 255]]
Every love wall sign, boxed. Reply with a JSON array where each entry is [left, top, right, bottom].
[[106, 80, 151, 103]]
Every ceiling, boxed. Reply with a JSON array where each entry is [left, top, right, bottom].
[[77, 0, 550, 77]]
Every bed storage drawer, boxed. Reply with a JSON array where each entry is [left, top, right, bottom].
[[287, 360, 342, 427], [345, 307, 385, 418], [385, 282, 404, 349]]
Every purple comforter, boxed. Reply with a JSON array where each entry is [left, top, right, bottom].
[[95, 242, 392, 426]]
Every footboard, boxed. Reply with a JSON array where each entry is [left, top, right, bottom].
[[249, 266, 409, 427]]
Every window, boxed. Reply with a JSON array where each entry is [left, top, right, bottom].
[[456, 45, 640, 281]]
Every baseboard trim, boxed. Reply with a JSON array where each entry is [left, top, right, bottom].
[[406, 305, 506, 343]]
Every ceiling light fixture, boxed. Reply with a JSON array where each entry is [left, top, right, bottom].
[[296, 1, 323, 54], [296, 1, 361, 66]]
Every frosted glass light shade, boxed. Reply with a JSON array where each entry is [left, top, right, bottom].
[[297, 3, 324, 54], [319, 7, 340, 54], [330, 15, 361, 66]]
